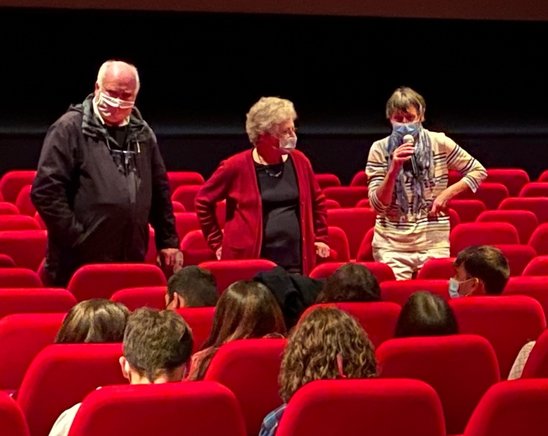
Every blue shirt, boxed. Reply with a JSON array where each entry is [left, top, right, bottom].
[[259, 404, 287, 436]]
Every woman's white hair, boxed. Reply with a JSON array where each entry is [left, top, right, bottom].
[[97, 60, 140, 93], [245, 97, 297, 145]]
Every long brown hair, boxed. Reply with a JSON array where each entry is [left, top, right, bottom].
[[190, 280, 286, 379], [279, 307, 377, 402]]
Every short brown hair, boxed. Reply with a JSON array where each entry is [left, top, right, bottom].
[[279, 307, 377, 402], [385, 86, 426, 119], [55, 299, 129, 344], [167, 266, 218, 307], [454, 245, 510, 295], [123, 308, 193, 381], [316, 263, 380, 303]]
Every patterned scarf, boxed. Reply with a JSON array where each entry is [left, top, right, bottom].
[[386, 125, 435, 217]]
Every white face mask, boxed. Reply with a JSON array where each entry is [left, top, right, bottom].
[[97, 91, 135, 111], [279, 136, 297, 154], [448, 277, 476, 298], [448, 278, 461, 299]]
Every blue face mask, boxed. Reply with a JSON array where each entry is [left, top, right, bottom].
[[391, 121, 422, 137]]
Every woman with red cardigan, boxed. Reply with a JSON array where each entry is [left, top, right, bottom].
[[195, 96, 330, 275]]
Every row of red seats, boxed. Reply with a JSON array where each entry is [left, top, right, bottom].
[[3, 375, 547, 436], [2, 320, 548, 435], [0, 294, 545, 394]]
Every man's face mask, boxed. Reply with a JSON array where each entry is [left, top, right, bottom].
[[97, 91, 135, 112], [279, 136, 297, 154], [448, 277, 477, 298]]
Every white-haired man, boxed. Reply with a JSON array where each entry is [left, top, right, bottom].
[[32, 60, 182, 286]]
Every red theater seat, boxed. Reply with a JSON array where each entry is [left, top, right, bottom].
[[309, 261, 395, 283], [0, 288, 76, 319], [205, 338, 287, 436], [198, 259, 277, 293], [276, 379, 445, 436], [377, 335, 499, 435], [110, 286, 166, 311], [0, 171, 36, 204], [486, 168, 530, 197], [463, 379, 548, 436], [69, 382, 246, 436], [380, 279, 450, 305], [476, 209, 538, 244], [0, 391, 29, 436], [450, 222, 519, 256], [67, 263, 166, 301], [176, 306, 215, 353]]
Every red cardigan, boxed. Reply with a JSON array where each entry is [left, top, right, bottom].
[[195, 149, 328, 275]]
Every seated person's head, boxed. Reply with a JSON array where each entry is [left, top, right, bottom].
[[395, 291, 458, 338], [55, 299, 129, 344], [190, 280, 286, 380], [279, 307, 377, 403], [120, 307, 193, 384], [207, 280, 286, 346], [316, 263, 380, 303], [166, 266, 218, 309], [452, 245, 510, 296]]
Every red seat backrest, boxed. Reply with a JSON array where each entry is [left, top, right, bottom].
[[14, 185, 35, 217], [0, 268, 42, 287], [522, 256, 548, 276], [417, 257, 455, 280], [450, 296, 546, 378], [0, 313, 65, 392], [486, 168, 530, 197], [276, 379, 446, 436], [166, 171, 205, 193], [463, 379, 548, 436], [449, 222, 519, 256], [180, 230, 216, 266], [0, 215, 40, 231], [380, 279, 450, 305], [17, 343, 125, 436], [309, 261, 395, 283], [322, 186, 368, 208], [499, 197, 548, 223], [198, 259, 277, 294], [518, 182, 548, 197], [456, 182, 509, 210], [315, 173, 341, 189], [447, 199, 487, 222], [0, 230, 47, 270], [176, 306, 215, 353], [491, 243, 536, 276], [171, 185, 202, 212], [503, 275, 548, 321], [67, 263, 167, 302], [205, 338, 287, 436], [377, 335, 500, 435], [0, 391, 29, 436], [327, 208, 376, 258], [69, 381, 246, 436], [110, 286, 167, 311], [325, 226, 350, 262], [528, 223, 548, 255], [476, 209, 538, 244], [0, 171, 36, 204], [0, 288, 76, 319]]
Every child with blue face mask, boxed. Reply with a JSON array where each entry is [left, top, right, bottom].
[[365, 87, 487, 280]]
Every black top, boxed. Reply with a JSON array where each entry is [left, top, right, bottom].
[[255, 158, 301, 273]]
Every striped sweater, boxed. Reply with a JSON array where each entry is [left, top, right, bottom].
[[366, 130, 487, 252]]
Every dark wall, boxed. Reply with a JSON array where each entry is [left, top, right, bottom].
[[0, 8, 547, 180]]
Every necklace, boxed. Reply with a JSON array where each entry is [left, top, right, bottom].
[[254, 149, 284, 178]]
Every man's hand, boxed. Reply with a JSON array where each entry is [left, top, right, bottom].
[[315, 242, 331, 258], [215, 247, 222, 260], [159, 248, 184, 272]]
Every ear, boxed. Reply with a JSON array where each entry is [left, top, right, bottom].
[[119, 356, 131, 381], [469, 277, 484, 296], [166, 293, 182, 310]]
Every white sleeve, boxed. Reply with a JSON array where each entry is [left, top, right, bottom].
[[48, 403, 81, 436]]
